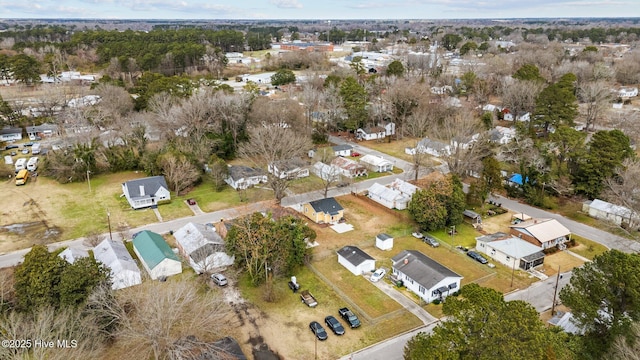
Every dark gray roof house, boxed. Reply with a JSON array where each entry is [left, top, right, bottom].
[[392, 250, 462, 303], [309, 197, 344, 215], [122, 176, 171, 209], [225, 165, 267, 190]]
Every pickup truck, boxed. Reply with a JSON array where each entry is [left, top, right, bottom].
[[339, 307, 361, 328], [300, 290, 318, 307]]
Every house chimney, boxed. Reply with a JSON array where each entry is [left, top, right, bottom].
[[404, 258, 409, 265], [139, 185, 145, 196]]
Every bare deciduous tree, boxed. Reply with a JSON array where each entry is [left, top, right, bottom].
[[160, 153, 201, 196], [603, 158, 640, 230], [88, 279, 233, 360], [437, 109, 486, 177], [579, 80, 612, 131], [500, 78, 544, 119]]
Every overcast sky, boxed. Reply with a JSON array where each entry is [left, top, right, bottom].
[[0, 0, 637, 20]]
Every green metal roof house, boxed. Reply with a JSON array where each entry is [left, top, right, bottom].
[[132, 230, 182, 280]]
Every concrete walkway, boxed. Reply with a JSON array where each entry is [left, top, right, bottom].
[[370, 276, 437, 325]]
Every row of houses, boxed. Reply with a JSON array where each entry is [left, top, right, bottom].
[[62, 221, 236, 290], [0, 124, 60, 142], [337, 245, 463, 304]]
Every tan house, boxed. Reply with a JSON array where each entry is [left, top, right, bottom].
[[509, 218, 571, 250], [302, 197, 344, 224]]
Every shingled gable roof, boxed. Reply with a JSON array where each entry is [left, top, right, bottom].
[[332, 144, 353, 152], [132, 230, 180, 270], [308, 197, 343, 215], [337, 246, 374, 266], [510, 218, 570, 243], [173, 222, 224, 263], [392, 250, 461, 290], [228, 165, 265, 181], [123, 176, 168, 199]]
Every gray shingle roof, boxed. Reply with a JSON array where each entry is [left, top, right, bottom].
[[337, 246, 374, 266], [392, 250, 461, 290], [332, 144, 353, 152], [228, 165, 264, 181], [123, 176, 168, 200], [309, 197, 343, 215]]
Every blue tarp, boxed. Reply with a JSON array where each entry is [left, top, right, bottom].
[[509, 173, 527, 185]]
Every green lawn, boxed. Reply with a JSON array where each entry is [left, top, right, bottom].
[[288, 174, 326, 194], [429, 222, 478, 248], [570, 234, 609, 260], [313, 256, 403, 318], [180, 178, 273, 213]]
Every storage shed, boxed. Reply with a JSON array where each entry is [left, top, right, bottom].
[[375, 233, 394, 251], [337, 246, 376, 276]]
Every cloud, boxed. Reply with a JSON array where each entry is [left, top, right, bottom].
[[269, 0, 303, 9]]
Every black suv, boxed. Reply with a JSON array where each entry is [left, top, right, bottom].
[[324, 316, 345, 335], [467, 251, 488, 264]]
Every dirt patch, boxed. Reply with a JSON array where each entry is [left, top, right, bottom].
[[542, 251, 586, 275]]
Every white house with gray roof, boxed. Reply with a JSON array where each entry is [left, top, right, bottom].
[[0, 127, 22, 142], [405, 138, 451, 157], [122, 176, 171, 209], [225, 165, 267, 190], [476, 233, 545, 270], [174, 222, 234, 274], [337, 245, 376, 276], [332, 144, 353, 157], [94, 238, 142, 290], [392, 250, 462, 304], [582, 199, 640, 228]]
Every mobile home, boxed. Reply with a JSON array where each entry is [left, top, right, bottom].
[[15, 169, 28, 185], [4, 155, 12, 165], [14, 158, 27, 173], [27, 157, 38, 171], [31, 143, 41, 155]]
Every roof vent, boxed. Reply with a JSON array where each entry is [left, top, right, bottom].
[[404, 258, 409, 264]]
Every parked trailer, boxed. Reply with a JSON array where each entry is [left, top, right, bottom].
[[4, 155, 12, 165], [27, 157, 38, 171], [31, 143, 41, 155], [14, 158, 27, 173]]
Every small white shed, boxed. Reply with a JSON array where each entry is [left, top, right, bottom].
[[375, 233, 394, 251], [337, 246, 376, 276]]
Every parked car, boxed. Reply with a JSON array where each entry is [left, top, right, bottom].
[[21, 148, 29, 154], [23, 142, 34, 147], [10, 151, 16, 156], [339, 307, 361, 328], [351, 151, 361, 157], [300, 290, 318, 307], [467, 251, 488, 264], [29, 134, 36, 141], [5, 144, 19, 150], [309, 321, 328, 341], [211, 273, 228, 286], [411, 232, 424, 239], [324, 316, 345, 335], [423, 234, 440, 247], [370, 268, 386, 282]]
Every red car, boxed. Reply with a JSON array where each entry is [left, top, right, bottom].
[[351, 152, 361, 157]]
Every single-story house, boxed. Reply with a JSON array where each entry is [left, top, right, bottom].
[[356, 126, 386, 141], [58, 247, 89, 264], [359, 154, 393, 172], [367, 182, 410, 210], [405, 138, 451, 157], [268, 158, 309, 179], [515, 112, 531, 122], [509, 218, 571, 250], [122, 176, 171, 209], [451, 133, 479, 150], [392, 250, 463, 304], [0, 127, 22, 142], [389, 179, 419, 198], [133, 230, 182, 280], [331, 156, 367, 178], [376, 233, 394, 251], [430, 85, 453, 95], [332, 144, 353, 157], [489, 126, 516, 144], [173, 222, 234, 274], [312, 161, 341, 182], [582, 199, 640, 228], [502, 109, 514, 121], [337, 245, 376, 276], [225, 165, 267, 190], [476, 233, 545, 270], [93, 238, 142, 290], [302, 197, 344, 224], [26, 124, 59, 138]]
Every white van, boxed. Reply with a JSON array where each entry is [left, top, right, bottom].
[[14, 158, 27, 173], [27, 157, 38, 171], [32, 143, 41, 155]]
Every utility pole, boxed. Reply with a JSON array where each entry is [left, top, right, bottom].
[[86, 170, 91, 193], [510, 257, 516, 288], [551, 265, 562, 315]]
